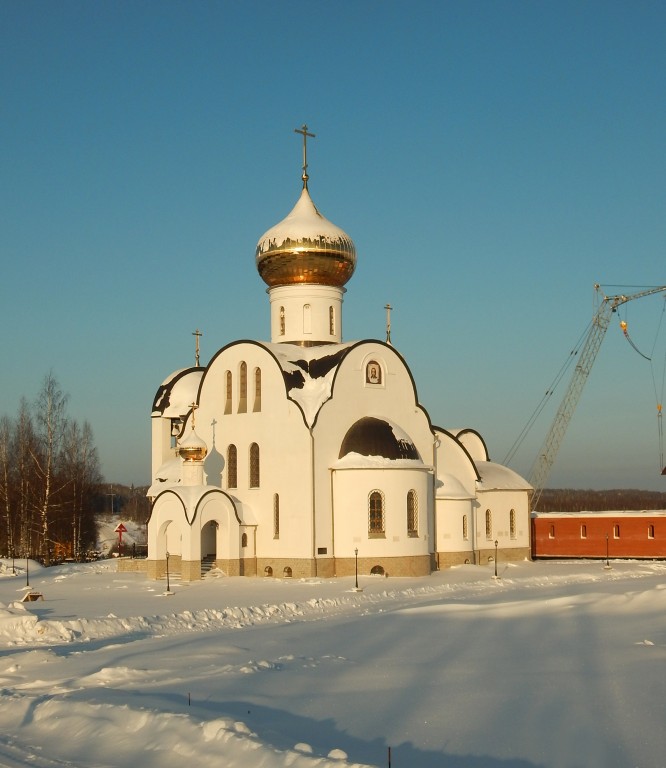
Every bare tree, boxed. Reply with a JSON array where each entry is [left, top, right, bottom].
[[0, 416, 13, 557], [32, 373, 69, 564], [15, 398, 37, 555], [62, 419, 101, 559]]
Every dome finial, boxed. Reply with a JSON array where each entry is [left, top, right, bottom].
[[294, 124, 316, 189]]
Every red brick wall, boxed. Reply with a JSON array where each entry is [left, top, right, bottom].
[[532, 514, 666, 558]]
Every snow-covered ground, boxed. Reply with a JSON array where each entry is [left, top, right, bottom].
[[0, 557, 665, 768]]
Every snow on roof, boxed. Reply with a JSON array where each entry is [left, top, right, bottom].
[[256, 187, 355, 254], [435, 473, 474, 499], [475, 461, 532, 491], [152, 368, 203, 418], [332, 451, 428, 469], [148, 457, 182, 496], [260, 342, 354, 426]]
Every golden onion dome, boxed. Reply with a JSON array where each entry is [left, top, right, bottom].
[[178, 427, 208, 462], [256, 186, 356, 288]]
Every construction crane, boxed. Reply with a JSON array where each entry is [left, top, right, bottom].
[[529, 284, 666, 510]]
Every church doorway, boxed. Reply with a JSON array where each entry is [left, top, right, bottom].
[[201, 521, 218, 575]]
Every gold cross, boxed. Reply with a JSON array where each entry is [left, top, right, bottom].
[[189, 401, 199, 429], [294, 124, 315, 188]]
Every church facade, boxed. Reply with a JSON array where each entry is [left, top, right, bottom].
[[141, 132, 532, 581]]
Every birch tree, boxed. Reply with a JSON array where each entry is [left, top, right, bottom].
[[32, 373, 69, 564]]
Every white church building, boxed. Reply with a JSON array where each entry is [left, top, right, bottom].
[[139, 129, 532, 581]]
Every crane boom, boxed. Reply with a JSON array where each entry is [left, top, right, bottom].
[[530, 284, 666, 509]]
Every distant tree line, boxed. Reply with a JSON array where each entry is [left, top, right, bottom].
[[538, 488, 666, 512], [99, 483, 151, 524], [0, 373, 102, 563]]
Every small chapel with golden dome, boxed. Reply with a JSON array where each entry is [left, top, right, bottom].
[[139, 127, 532, 581]]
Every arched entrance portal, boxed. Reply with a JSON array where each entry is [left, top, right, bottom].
[[201, 520, 218, 576]]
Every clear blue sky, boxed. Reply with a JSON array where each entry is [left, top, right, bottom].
[[1, 0, 665, 490]]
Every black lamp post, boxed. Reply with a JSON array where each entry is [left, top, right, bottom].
[[605, 533, 611, 569], [165, 550, 172, 594], [25, 555, 30, 589], [494, 540, 499, 579], [354, 548, 359, 589]]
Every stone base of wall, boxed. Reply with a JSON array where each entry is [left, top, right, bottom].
[[437, 546, 532, 569], [116, 558, 149, 574], [133, 549, 534, 581], [334, 554, 432, 578]]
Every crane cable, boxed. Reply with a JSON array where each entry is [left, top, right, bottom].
[[649, 299, 666, 472], [503, 318, 593, 466], [620, 298, 666, 471]]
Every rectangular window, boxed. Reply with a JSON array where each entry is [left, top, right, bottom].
[[613, 524, 620, 539], [581, 524, 587, 539], [548, 524, 555, 539], [648, 524, 655, 539]]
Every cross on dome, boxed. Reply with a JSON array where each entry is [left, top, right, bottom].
[[294, 124, 315, 189]]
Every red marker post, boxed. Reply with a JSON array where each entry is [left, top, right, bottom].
[[114, 523, 127, 557]]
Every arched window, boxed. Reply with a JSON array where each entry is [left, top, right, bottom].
[[369, 490, 385, 536], [283, 566, 292, 578], [462, 514, 469, 540], [226, 444, 237, 489], [241, 532, 248, 548], [485, 509, 492, 539], [279, 306, 285, 336], [238, 362, 247, 413], [224, 371, 232, 415], [329, 306, 335, 335], [253, 367, 262, 412], [407, 490, 418, 536], [613, 524, 620, 539], [264, 565, 273, 577], [509, 509, 516, 539], [273, 493, 280, 538], [249, 442, 260, 488]]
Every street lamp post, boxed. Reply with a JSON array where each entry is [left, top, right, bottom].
[[354, 548, 359, 589], [494, 540, 499, 579], [604, 533, 611, 569], [25, 555, 30, 589]]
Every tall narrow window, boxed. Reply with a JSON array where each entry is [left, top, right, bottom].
[[279, 306, 285, 336], [253, 367, 262, 412], [407, 490, 418, 536], [581, 524, 587, 539], [273, 493, 280, 538], [613, 524, 620, 539], [648, 524, 655, 539], [462, 514, 469, 540], [329, 306, 335, 335], [549, 524, 555, 539], [224, 371, 232, 415], [227, 444, 237, 489], [238, 362, 247, 413], [303, 304, 312, 334], [369, 490, 385, 536], [249, 442, 260, 488], [509, 509, 516, 539], [485, 509, 492, 539], [241, 532, 248, 548]]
